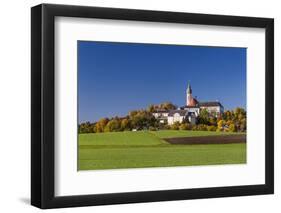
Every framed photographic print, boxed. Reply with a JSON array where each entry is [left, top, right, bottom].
[[31, 3, 274, 209]]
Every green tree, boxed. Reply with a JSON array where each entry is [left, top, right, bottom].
[[79, 122, 92, 133], [198, 108, 210, 125]]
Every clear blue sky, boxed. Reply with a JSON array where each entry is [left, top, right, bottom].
[[78, 41, 246, 123]]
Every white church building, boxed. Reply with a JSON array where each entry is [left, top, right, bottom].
[[152, 83, 224, 125]]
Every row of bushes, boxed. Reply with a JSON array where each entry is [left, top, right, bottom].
[[79, 102, 246, 133]]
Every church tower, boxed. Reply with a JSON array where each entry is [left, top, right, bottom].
[[186, 83, 198, 106], [186, 83, 192, 106]]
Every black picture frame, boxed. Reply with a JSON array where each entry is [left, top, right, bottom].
[[31, 3, 274, 209]]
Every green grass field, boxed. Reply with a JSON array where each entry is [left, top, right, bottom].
[[78, 130, 246, 170]]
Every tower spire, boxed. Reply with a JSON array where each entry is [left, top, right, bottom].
[[187, 81, 192, 94], [186, 82, 198, 106]]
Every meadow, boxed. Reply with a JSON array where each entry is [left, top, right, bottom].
[[78, 130, 246, 170]]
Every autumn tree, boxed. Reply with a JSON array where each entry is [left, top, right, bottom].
[[179, 123, 190, 130], [94, 118, 109, 133], [147, 104, 156, 113], [228, 123, 237, 132], [217, 120, 225, 131], [120, 118, 130, 131], [159, 102, 177, 110], [129, 110, 156, 130], [104, 119, 121, 132], [171, 121, 180, 130], [79, 122, 92, 133]]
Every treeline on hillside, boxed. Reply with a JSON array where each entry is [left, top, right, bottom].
[[79, 102, 246, 133]]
